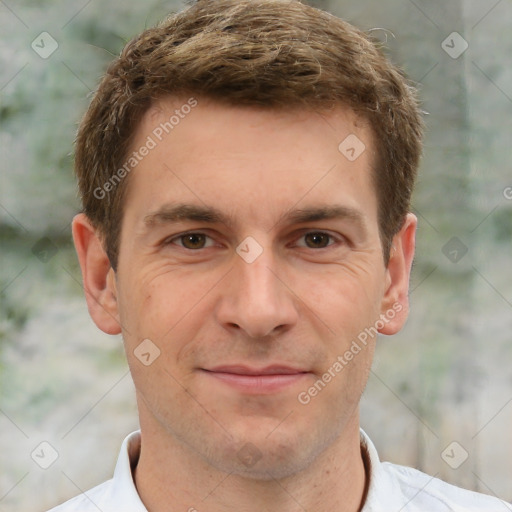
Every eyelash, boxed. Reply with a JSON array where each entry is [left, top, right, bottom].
[[165, 231, 343, 250]]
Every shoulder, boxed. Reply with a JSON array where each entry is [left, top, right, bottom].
[[383, 462, 510, 511], [46, 479, 113, 512]]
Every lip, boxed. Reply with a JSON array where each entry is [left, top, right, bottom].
[[201, 365, 311, 394], [207, 365, 308, 375]]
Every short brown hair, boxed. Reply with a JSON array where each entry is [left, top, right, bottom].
[[75, 0, 423, 270]]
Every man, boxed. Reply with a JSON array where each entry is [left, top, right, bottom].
[[49, 0, 509, 510]]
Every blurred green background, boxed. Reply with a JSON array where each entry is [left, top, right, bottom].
[[1, 1, 511, 510]]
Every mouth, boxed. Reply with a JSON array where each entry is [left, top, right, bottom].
[[200, 365, 311, 394]]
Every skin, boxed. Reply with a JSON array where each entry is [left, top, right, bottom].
[[73, 97, 416, 512]]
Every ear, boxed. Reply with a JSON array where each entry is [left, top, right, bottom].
[[72, 213, 122, 335], [377, 213, 417, 335]]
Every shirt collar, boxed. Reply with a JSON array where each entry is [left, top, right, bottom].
[[359, 428, 407, 511], [109, 430, 147, 511]]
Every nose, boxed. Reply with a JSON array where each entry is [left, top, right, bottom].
[[215, 247, 299, 339]]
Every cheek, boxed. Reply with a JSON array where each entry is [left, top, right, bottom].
[[118, 269, 214, 370], [294, 264, 383, 328], [117, 266, 185, 336]]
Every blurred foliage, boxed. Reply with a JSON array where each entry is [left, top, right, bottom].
[[1, 1, 511, 509]]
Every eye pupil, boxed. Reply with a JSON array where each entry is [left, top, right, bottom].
[[305, 232, 329, 248], [182, 233, 205, 249]]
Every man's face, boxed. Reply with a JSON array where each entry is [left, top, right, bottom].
[[85, 97, 413, 479]]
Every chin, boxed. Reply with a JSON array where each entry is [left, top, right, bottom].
[[208, 425, 328, 481]]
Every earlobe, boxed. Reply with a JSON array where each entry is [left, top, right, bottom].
[[377, 213, 417, 335], [72, 213, 122, 335]]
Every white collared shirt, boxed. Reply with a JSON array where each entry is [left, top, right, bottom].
[[48, 429, 510, 511]]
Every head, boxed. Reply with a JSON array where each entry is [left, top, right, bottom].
[[75, 0, 423, 271], [73, 0, 422, 479]]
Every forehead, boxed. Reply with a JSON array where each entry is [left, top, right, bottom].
[[123, 95, 379, 231], [142, 95, 373, 151]]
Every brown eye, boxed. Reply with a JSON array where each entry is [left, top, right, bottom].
[[180, 233, 207, 249], [304, 232, 331, 248]]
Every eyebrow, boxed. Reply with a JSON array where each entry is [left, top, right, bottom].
[[143, 204, 231, 227], [284, 206, 366, 228], [143, 203, 368, 234]]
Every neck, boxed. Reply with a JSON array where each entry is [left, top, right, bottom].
[[133, 413, 368, 512]]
